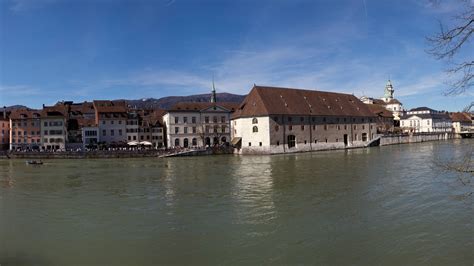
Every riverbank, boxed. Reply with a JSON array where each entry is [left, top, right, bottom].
[[0, 133, 456, 159], [0, 146, 234, 159]]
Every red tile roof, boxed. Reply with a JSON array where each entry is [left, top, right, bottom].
[[9, 109, 41, 120], [366, 104, 394, 118], [168, 102, 239, 112], [450, 112, 472, 123], [93, 100, 128, 113], [232, 85, 376, 119]]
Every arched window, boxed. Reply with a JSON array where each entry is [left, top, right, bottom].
[[174, 138, 180, 147], [192, 138, 197, 146], [213, 137, 219, 145], [252, 117, 258, 124], [205, 137, 211, 146], [221, 136, 226, 143], [183, 138, 189, 148], [252, 126, 258, 133]]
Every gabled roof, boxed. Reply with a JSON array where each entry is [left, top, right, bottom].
[[41, 106, 66, 118], [167, 102, 239, 112], [232, 85, 376, 119], [450, 112, 472, 123], [93, 100, 127, 113], [366, 104, 394, 118]]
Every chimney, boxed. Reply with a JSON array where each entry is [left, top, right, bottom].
[[3, 106, 6, 119]]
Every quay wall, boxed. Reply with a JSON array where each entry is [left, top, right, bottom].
[[380, 133, 454, 146]]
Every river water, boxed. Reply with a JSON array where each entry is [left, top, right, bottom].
[[0, 140, 472, 265]]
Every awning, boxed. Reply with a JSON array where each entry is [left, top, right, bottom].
[[127, 141, 139, 146], [231, 137, 242, 145], [139, 141, 153, 146]]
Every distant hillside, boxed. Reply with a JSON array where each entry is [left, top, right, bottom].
[[123, 92, 246, 110], [3, 105, 29, 110]]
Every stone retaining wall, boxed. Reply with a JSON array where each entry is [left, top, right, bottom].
[[380, 133, 453, 146]]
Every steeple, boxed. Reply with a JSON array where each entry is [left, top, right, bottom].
[[211, 77, 217, 103], [384, 79, 394, 100]]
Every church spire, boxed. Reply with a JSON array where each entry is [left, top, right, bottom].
[[384, 79, 394, 99], [211, 76, 217, 103]]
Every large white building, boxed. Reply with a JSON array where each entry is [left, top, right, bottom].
[[163, 102, 238, 148], [231, 85, 378, 154], [400, 107, 452, 133]]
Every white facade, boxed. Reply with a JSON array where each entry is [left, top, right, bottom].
[[163, 106, 232, 148], [400, 115, 452, 133], [98, 115, 127, 144], [41, 117, 67, 150], [232, 116, 271, 149], [82, 126, 99, 148]]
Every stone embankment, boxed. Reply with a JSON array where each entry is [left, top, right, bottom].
[[380, 132, 454, 146], [0, 147, 235, 159]]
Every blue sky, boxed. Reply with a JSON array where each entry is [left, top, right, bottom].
[[0, 0, 472, 111]]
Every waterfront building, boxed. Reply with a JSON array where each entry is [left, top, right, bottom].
[[360, 80, 404, 126], [93, 100, 128, 145], [230, 85, 377, 154], [126, 111, 139, 142], [163, 101, 238, 148], [0, 108, 10, 150], [9, 109, 42, 150], [40, 107, 67, 150], [400, 107, 452, 133], [81, 119, 99, 148], [450, 112, 472, 133]]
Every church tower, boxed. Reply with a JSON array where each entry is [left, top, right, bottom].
[[211, 78, 217, 103], [384, 80, 394, 101]]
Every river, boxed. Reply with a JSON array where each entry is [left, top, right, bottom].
[[0, 139, 472, 265]]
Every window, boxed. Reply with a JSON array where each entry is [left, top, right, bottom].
[[362, 125, 365, 130], [362, 133, 368, 141], [287, 135, 296, 148], [111, 120, 114, 125], [118, 121, 122, 125], [300, 117, 304, 122], [111, 130, 114, 136], [324, 125, 327, 130], [183, 117, 188, 123], [175, 127, 179, 134], [102, 130, 106, 136], [141, 135, 144, 140], [221, 116, 225, 123], [44, 122, 48, 127], [277, 141, 280, 146], [289, 125, 293, 131], [102, 121, 105, 125], [301, 125, 304, 130], [184, 127, 188, 134], [175, 138, 180, 147], [275, 125, 279, 132], [213, 116, 218, 123], [248, 142, 252, 146], [337, 125, 340, 130], [214, 126, 218, 133], [221, 125, 226, 133], [183, 138, 189, 147], [252, 126, 258, 133], [344, 125, 347, 130], [192, 127, 197, 133], [427, 120, 430, 125], [205, 116, 209, 123], [119, 129, 122, 136], [259, 142, 262, 146], [192, 138, 197, 146], [354, 125, 357, 130], [175, 117, 179, 124], [192, 117, 196, 123]]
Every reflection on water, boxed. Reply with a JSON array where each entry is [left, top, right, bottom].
[[0, 139, 473, 265]]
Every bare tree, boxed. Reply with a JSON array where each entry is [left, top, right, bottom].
[[426, 0, 473, 101]]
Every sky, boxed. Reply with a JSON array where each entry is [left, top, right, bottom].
[[0, 0, 472, 111]]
